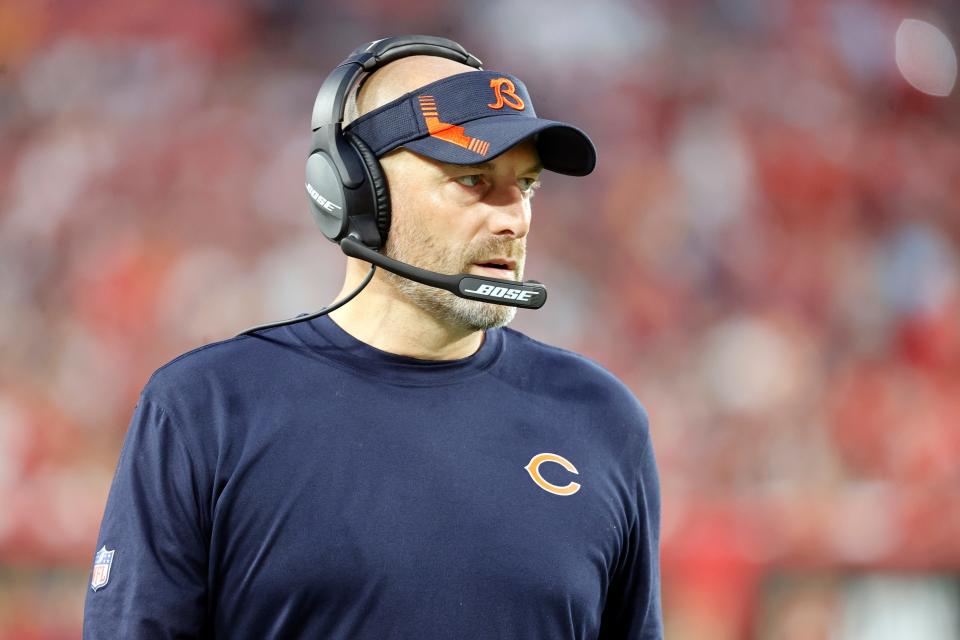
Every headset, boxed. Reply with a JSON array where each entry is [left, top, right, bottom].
[[241, 35, 546, 336]]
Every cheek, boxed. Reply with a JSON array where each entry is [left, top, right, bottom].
[[385, 165, 480, 262], [404, 189, 477, 246], [387, 201, 466, 267]]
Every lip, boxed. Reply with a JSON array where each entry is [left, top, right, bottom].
[[469, 263, 518, 279], [471, 258, 517, 270]]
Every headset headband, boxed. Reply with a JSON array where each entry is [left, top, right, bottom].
[[311, 36, 483, 131], [309, 36, 483, 193]]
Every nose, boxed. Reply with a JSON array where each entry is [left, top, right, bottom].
[[485, 184, 531, 239]]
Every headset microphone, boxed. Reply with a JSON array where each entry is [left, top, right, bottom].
[[339, 235, 546, 310]]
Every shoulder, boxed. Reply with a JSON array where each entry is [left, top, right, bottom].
[[500, 328, 642, 398], [499, 327, 651, 436], [145, 334, 257, 401], [141, 325, 309, 420]]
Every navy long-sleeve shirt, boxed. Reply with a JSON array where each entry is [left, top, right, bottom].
[[83, 315, 663, 638]]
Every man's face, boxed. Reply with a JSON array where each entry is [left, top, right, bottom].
[[380, 139, 542, 331]]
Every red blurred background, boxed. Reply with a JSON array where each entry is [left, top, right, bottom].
[[1, 0, 959, 637]]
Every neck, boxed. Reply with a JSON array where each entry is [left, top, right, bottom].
[[328, 263, 484, 361]]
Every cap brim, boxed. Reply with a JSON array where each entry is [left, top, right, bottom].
[[402, 115, 596, 177]]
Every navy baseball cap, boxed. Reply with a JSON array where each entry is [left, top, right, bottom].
[[344, 70, 596, 176]]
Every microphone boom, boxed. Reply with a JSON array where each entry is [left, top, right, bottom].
[[339, 236, 547, 309]]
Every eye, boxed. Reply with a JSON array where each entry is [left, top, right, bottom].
[[455, 175, 484, 188], [518, 177, 541, 195]]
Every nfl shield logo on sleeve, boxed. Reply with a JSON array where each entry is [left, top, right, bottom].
[[91, 546, 115, 591]]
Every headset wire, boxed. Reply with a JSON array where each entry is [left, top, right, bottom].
[[238, 264, 376, 336]]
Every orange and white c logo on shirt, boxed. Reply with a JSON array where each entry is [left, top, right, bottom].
[[524, 453, 581, 496]]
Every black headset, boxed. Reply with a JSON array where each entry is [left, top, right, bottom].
[[240, 35, 544, 336], [305, 35, 483, 251]]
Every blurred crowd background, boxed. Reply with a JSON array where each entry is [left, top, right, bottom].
[[1, 0, 959, 637]]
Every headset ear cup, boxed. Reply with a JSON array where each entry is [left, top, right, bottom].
[[347, 133, 391, 246], [306, 150, 349, 242]]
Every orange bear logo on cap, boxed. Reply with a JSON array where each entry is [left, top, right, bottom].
[[487, 78, 525, 111]]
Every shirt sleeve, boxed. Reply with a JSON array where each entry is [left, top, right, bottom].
[[83, 395, 210, 638], [597, 425, 664, 640]]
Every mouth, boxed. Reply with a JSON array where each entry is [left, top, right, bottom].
[[470, 258, 517, 279]]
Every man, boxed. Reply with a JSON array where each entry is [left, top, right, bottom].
[[84, 38, 663, 639]]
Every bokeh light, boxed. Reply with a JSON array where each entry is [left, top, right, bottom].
[[895, 18, 957, 96]]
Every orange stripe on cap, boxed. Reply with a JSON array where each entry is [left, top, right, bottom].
[[417, 95, 491, 156]]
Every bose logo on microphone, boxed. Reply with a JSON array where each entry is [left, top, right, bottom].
[[305, 182, 342, 213], [463, 284, 538, 302]]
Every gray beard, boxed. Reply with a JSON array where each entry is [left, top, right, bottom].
[[385, 275, 518, 332], [382, 223, 518, 332]]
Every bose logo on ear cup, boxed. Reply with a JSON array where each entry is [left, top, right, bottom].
[[305, 182, 343, 213]]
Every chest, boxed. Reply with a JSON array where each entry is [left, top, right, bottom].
[[207, 386, 632, 633]]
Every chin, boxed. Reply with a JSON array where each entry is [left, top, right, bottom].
[[448, 298, 518, 331], [386, 271, 518, 331], [421, 289, 517, 331]]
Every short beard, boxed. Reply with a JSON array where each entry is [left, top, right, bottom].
[[382, 221, 520, 332]]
